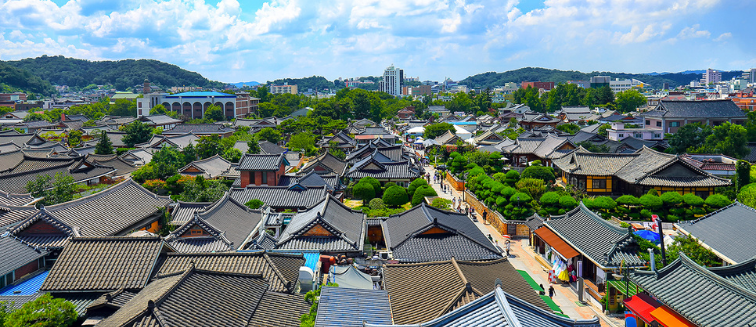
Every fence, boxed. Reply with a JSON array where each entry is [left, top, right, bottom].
[[446, 171, 465, 191]]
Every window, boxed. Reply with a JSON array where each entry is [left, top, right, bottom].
[[654, 134, 661, 139], [646, 120, 651, 125], [190, 229, 202, 236], [635, 133, 643, 138], [656, 121, 662, 127], [262, 172, 268, 184], [670, 122, 680, 127], [618, 134, 624, 138], [592, 179, 606, 189]]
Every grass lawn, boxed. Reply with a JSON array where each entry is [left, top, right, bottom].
[[344, 199, 364, 208]]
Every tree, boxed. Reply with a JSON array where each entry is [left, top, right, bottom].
[[369, 198, 386, 210], [5, 293, 77, 327], [67, 130, 82, 147], [423, 123, 455, 139], [256, 127, 282, 144], [247, 140, 261, 154], [504, 170, 520, 185], [26, 173, 76, 205], [407, 178, 429, 199], [353, 182, 376, 205], [738, 183, 756, 209], [704, 194, 731, 210], [431, 197, 453, 210], [288, 132, 316, 153], [203, 104, 224, 121], [521, 166, 555, 183], [515, 178, 546, 200], [555, 123, 580, 135], [737, 160, 751, 191], [95, 130, 113, 155], [665, 123, 712, 154], [110, 99, 137, 117], [23, 112, 51, 122], [122, 121, 153, 147], [245, 199, 264, 209], [183, 143, 197, 164], [196, 136, 225, 159], [222, 147, 242, 163], [702, 122, 749, 158], [382, 185, 409, 207], [411, 185, 438, 206], [359, 177, 382, 197], [615, 89, 647, 113]]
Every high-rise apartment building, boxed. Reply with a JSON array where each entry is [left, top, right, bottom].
[[702, 68, 722, 85], [379, 64, 404, 96]]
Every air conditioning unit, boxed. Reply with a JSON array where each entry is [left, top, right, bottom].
[[378, 251, 393, 260]]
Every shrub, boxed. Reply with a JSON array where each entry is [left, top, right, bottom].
[[660, 192, 683, 206], [142, 179, 166, 193], [510, 192, 532, 204], [359, 177, 382, 197], [639, 194, 663, 210], [411, 185, 438, 206], [522, 166, 555, 183], [492, 172, 506, 183], [500, 186, 517, 198], [540, 192, 560, 206], [515, 178, 546, 200], [383, 182, 397, 192], [738, 183, 756, 209], [495, 196, 507, 207], [683, 193, 705, 206], [353, 182, 376, 204], [704, 194, 731, 209], [245, 199, 264, 209], [407, 178, 429, 198], [647, 188, 659, 196], [593, 196, 617, 211], [430, 197, 453, 210], [559, 195, 578, 209], [504, 170, 520, 185], [369, 198, 386, 210], [382, 186, 409, 207], [616, 195, 640, 206]]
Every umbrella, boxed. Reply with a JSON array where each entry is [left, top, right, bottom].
[[634, 230, 660, 244], [501, 235, 511, 239]]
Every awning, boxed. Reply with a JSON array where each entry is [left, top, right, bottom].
[[624, 294, 661, 324], [534, 227, 580, 259], [650, 306, 697, 327]]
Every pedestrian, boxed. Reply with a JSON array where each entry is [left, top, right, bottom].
[[482, 210, 488, 222], [505, 240, 511, 257], [488, 234, 493, 242], [539, 284, 545, 295], [548, 285, 555, 299]]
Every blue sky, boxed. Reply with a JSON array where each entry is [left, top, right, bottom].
[[0, 0, 754, 83]]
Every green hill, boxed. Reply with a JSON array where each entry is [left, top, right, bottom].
[[459, 67, 742, 89], [3, 55, 224, 91], [268, 76, 336, 91], [0, 61, 56, 96]]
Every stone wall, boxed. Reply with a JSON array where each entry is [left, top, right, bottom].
[[446, 171, 465, 191]]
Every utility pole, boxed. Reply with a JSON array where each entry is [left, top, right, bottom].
[[653, 214, 666, 266]]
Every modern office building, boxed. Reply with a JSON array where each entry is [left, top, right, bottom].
[[379, 64, 404, 96]]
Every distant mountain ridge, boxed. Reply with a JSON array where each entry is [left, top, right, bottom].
[[3, 55, 224, 91], [229, 81, 260, 88], [460, 67, 744, 89], [0, 61, 56, 95]]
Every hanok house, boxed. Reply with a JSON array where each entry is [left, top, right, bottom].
[[230, 184, 328, 212], [355, 126, 397, 145], [345, 151, 422, 187], [532, 203, 645, 309], [318, 131, 357, 151], [641, 99, 747, 134], [137, 132, 198, 150], [169, 200, 214, 226], [237, 153, 288, 187], [39, 236, 173, 318], [519, 113, 561, 130], [164, 192, 263, 253], [382, 258, 551, 325], [178, 154, 239, 180], [0, 236, 47, 289], [271, 195, 365, 255], [472, 129, 505, 146], [433, 130, 463, 146], [315, 287, 393, 327], [345, 140, 408, 164], [675, 201, 756, 265], [94, 266, 309, 327], [629, 254, 756, 327], [298, 152, 347, 177], [380, 203, 502, 262], [8, 179, 172, 251], [553, 146, 731, 197], [0, 151, 116, 194], [500, 135, 576, 167], [278, 171, 341, 194]]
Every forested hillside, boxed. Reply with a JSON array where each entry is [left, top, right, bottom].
[[268, 76, 335, 91], [4, 55, 224, 90], [0, 61, 56, 95], [460, 67, 743, 89]]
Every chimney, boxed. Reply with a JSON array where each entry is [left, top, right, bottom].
[[648, 248, 656, 272]]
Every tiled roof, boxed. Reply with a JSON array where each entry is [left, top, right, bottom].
[[193, 192, 262, 249], [8, 209, 77, 249], [169, 201, 213, 225], [280, 171, 337, 191], [320, 131, 357, 147], [532, 135, 572, 159], [435, 130, 462, 145], [139, 114, 183, 126], [0, 236, 46, 276], [315, 287, 392, 327], [0, 205, 37, 229], [0, 190, 34, 207], [0, 142, 20, 153], [238, 153, 287, 170], [230, 185, 328, 210], [258, 140, 285, 154], [40, 236, 168, 292], [643, 99, 746, 118], [299, 152, 347, 176], [383, 258, 550, 325], [630, 254, 756, 327], [346, 144, 405, 163], [0, 133, 45, 147], [675, 202, 756, 264], [382, 204, 501, 262], [277, 195, 365, 253], [86, 288, 137, 314], [366, 286, 600, 327], [346, 158, 421, 180], [165, 215, 235, 253], [525, 213, 545, 231], [0, 156, 115, 193], [545, 203, 644, 268], [97, 268, 273, 327], [245, 290, 310, 327], [155, 251, 305, 293], [163, 123, 233, 135], [138, 133, 198, 150], [41, 179, 172, 237], [89, 154, 138, 176], [178, 155, 236, 179]]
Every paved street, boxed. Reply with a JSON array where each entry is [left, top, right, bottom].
[[422, 163, 620, 327]]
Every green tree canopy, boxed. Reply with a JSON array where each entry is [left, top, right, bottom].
[[245, 199, 264, 209], [521, 166, 555, 183], [256, 127, 282, 144], [423, 123, 455, 139], [353, 182, 376, 204], [95, 130, 113, 155], [411, 185, 438, 206], [204, 104, 225, 121], [615, 89, 647, 113], [382, 186, 409, 207], [5, 293, 77, 327], [665, 123, 712, 154], [122, 121, 153, 147]]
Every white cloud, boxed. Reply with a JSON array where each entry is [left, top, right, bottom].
[[714, 32, 731, 42], [677, 24, 710, 39]]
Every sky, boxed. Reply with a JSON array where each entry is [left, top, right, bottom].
[[0, 0, 754, 83]]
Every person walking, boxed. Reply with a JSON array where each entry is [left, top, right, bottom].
[[548, 285, 555, 299], [482, 210, 488, 223], [505, 240, 511, 257]]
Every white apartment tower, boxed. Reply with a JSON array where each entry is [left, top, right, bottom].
[[702, 68, 722, 85], [379, 64, 404, 96]]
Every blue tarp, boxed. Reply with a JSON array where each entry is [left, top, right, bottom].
[[0, 270, 49, 296], [634, 230, 660, 244]]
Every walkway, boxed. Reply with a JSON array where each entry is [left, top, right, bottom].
[[423, 164, 619, 327]]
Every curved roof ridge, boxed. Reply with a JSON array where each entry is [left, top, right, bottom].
[[46, 178, 170, 212], [677, 253, 756, 303], [576, 202, 627, 234]]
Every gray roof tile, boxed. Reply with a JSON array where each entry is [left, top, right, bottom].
[[315, 287, 392, 327], [277, 195, 365, 253], [643, 100, 746, 119], [676, 202, 756, 264], [230, 185, 327, 210], [237, 153, 287, 170]]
